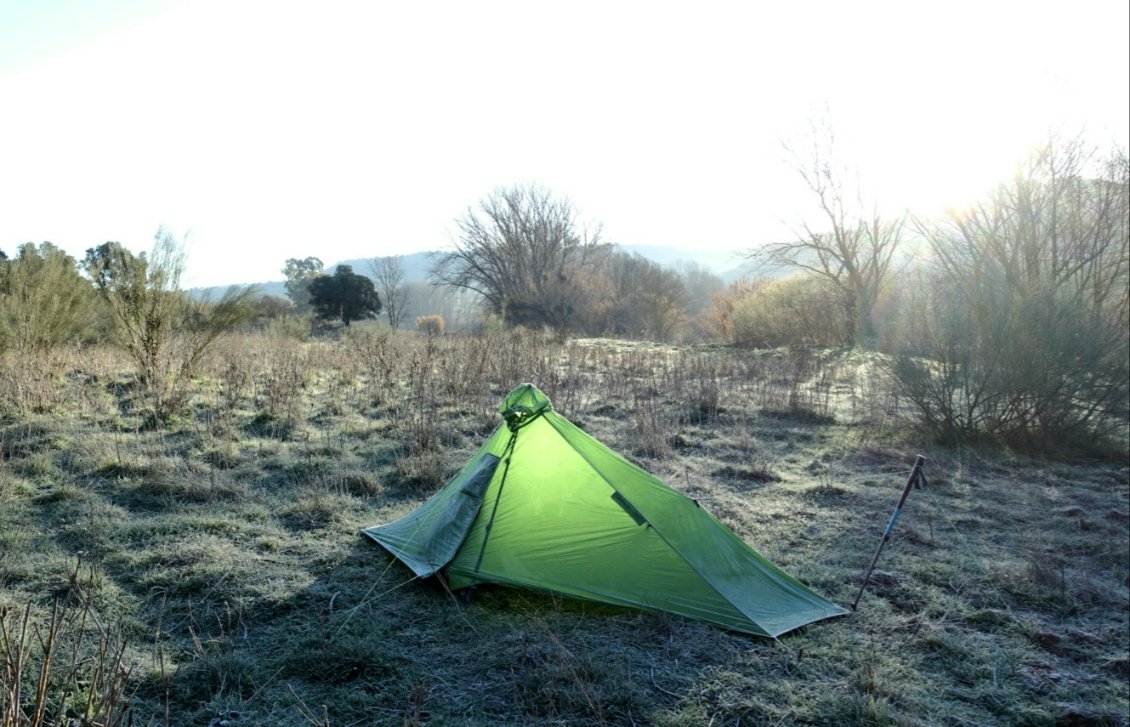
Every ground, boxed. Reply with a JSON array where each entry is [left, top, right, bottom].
[[1, 330, 1127, 726]]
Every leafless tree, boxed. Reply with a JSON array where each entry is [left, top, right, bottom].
[[431, 183, 606, 330], [893, 135, 1129, 448], [675, 260, 725, 316], [402, 282, 479, 332], [749, 117, 904, 346], [369, 255, 409, 330], [596, 252, 690, 340]]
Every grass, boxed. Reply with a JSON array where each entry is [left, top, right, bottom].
[[0, 330, 1127, 726]]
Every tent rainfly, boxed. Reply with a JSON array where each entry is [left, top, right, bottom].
[[364, 384, 848, 638]]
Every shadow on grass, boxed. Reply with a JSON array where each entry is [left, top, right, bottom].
[[153, 535, 810, 726]]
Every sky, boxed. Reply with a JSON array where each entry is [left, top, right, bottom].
[[1, 0, 1127, 287]]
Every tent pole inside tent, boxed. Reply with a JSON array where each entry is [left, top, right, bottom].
[[472, 430, 519, 574], [852, 454, 927, 611]]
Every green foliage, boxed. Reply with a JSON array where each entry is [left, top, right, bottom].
[[83, 238, 180, 382], [308, 265, 381, 326], [83, 229, 256, 420], [0, 242, 100, 354], [282, 256, 324, 315]]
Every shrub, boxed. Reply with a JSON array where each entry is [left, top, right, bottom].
[[0, 243, 102, 355], [415, 315, 445, 337], [83, 230, 257, 421], [726, 275, 852, 348], [698, 277, 762, 342], [889, 138, 1129, 451]]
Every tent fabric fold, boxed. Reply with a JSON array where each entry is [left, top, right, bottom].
[[364, 383, 848, 638]]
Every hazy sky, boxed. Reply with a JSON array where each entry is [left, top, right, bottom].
[[2, 0, 1127, 287]]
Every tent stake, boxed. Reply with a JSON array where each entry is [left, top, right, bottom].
[[852, 454, 926, 610]]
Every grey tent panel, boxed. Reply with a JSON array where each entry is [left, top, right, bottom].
[[364, 452, 501, 577]]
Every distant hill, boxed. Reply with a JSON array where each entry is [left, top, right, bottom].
[[187, 253, 436, 301], [187, 245, 788, 300], [615, 244, 743, 273], [188, 280, 287, 300], [327, 251, 436, 283], [613, 244, 792, 284]]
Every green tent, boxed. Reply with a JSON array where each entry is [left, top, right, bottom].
[[364, 384, 848, 638]]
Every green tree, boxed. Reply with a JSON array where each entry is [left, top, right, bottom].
[[84, 228, 256, 420], [249, 294, 295, 325], [0, 242, 98, 353], [283, 256, 324, 314], [308, 265, 381, 326]]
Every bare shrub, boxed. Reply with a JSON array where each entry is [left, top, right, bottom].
[[257, 335, 311, 424], [751, 112, 906, 346], [343, 328, 398, 404], [432, 183, 605, 330], [415, 315, 445, 337], [395, 449, 447, 492], [730, 274, 852, 349], [1, 572, 135, 726], [403, 338, 442, 454], [0, 345, 122, 417], [631, 391, 672, 459], [699, 277, 761, 343], [891, 137, 1129, 450], [589, 252, 690, 341], [0, 349, 70, 416], [370, 255, 410, 330]]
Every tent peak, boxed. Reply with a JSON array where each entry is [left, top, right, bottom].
[[500, 383, 553, 430]]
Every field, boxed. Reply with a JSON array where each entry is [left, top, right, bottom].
[[1, 329, 1127, 726]]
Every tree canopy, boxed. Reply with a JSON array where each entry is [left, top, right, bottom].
[[370, 255, 409, 330], [0, 242, 98, 353], [308, 265, 382, 326], [83, 229, 256, 419], [431, 183, 605, 330], [283, 256, 324, 314], [749, 114, 904, 346]]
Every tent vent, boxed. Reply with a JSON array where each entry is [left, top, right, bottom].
[[611, 491, 647, 527]]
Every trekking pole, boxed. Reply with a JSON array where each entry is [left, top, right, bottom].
[[852, 454, 926, 610]]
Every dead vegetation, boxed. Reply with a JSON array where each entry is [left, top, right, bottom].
[[0, 329, 1126, 725]]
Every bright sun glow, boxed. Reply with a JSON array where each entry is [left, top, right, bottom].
[[1, 0, 1127, 287]]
